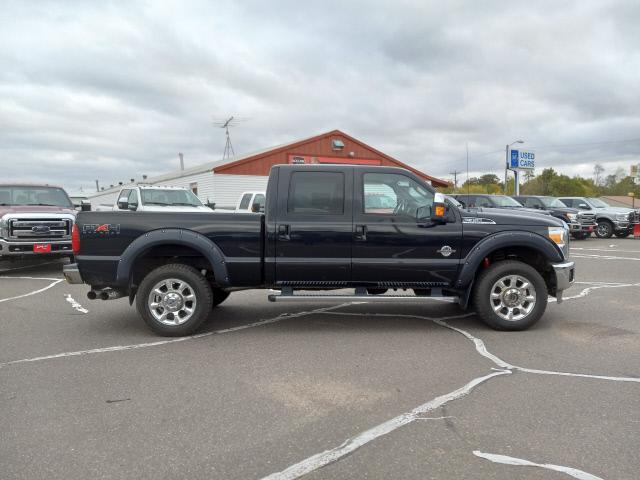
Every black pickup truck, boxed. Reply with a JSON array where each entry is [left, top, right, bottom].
[[64, 165, 575, 336]]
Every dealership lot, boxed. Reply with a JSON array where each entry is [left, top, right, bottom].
[[1, 238, 639, 480]]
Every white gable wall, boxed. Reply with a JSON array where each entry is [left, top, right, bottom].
[[212, 174, 268, 209]]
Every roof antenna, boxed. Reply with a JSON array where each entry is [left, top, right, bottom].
[[213, 116, 238, 160], [466, 142, 470, 196]]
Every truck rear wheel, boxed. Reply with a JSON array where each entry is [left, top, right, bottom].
[[473, 260, 547, 331], [136, 263, 213, 336], [614, 230, 631, 238]]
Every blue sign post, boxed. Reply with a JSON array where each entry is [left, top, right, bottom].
[[508, 149, 536, 195]]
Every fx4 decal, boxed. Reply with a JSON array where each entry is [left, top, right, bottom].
[[83, 224, 121, 235]]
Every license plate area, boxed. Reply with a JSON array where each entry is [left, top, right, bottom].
[[33, 243, 52, 253]]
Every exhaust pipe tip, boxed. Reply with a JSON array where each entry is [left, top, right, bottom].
[[87, 290, 97, 300]]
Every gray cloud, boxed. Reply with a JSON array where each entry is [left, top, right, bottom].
[[1, 0, 639, 192]]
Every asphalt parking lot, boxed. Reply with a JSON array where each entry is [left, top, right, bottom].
[[1, 237, 639, 480]]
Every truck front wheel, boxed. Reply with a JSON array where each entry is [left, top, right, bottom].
[[472, 260, 547, 331], [595, 220, 614, 238], [136, 263, 213, 336]]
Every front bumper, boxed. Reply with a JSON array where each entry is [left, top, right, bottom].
[[613, 220, 630, 230], [0, 238, 73, 256], [568, 222, 594, 233], [552, 261, 575, 303], [63, 263, 84, 284]]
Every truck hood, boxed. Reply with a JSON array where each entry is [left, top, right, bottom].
[[461, 207, 565, 227], [594, 206, 635, 214], [0, 205, 77, 217]]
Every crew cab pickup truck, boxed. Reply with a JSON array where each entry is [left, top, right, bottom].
[[558, 197, 638, 239], [512, 195, 596, 240], [64, 165, 575, 336], [1, 184, 76, 260]]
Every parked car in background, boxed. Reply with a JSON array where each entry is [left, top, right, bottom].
[[512, 195, 595, 239], [557, 197, 637, 238], [112, 185, 213, 213], [235, 191, 266, 213], [451, 194, 552, 216], [0, 184, 76, 260]]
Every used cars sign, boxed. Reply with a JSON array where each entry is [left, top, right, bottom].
[[510, 150, 535, 170]]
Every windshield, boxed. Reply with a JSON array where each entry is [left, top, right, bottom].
[[0, 186, 73, 207], [587, 198, 609, 208], [540, 197, 567, 208], [488, 196, 523, 207], [140, 189, 203, 207], [445, 195, 463, 208]]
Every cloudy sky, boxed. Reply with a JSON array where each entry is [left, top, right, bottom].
[[2, 0, 639, 192]]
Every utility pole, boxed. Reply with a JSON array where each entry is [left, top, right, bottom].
[[179, 152, 184, 171], [449, 170, 460, 192]]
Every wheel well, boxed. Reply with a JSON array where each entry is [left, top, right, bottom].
[[474, 246, 555, 296], [130, 244, 216, 293]]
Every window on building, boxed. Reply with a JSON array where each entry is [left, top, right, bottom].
[[288, 172, 345, 215]]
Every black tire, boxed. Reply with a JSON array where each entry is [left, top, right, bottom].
[[595, 220, 614, 238], [136, 263, 213, 336], [614, 231, 631, 238], [571, 233, 586, 240], [212, 288, 230, 307], [473, 260, 548, 331]]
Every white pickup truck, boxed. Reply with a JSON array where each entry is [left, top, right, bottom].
[[113, 185, 213, 213], [235, 191, 266, 213]]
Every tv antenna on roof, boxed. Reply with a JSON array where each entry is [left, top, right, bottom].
[[214, 116, 250, 161]]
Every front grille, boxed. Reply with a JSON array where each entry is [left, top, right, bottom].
[[577, 213, 596, 225], [8, 218, 72, 240]]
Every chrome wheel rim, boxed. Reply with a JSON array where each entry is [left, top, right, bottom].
[[148, 278, 197, 325], [490, 274, 536, 322], [596, 223, 610, 237]]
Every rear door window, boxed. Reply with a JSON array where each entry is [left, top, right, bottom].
[[288, 172, 345, 215]]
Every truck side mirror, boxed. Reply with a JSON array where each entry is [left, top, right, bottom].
[[422, 193, 447, 224], [117, 197, 128, 210], [80, 200, 92, 212], [251, 202, 261, 213]]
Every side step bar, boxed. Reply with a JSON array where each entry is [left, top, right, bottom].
[[268, 287, 456, 303]]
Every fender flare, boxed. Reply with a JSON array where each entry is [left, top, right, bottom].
[[456, 230, 564, 290], [115, 228, 230, 288]]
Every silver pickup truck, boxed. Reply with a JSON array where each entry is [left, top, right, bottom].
[[0, 184, 77, 260], [558, 197, 638, 238]]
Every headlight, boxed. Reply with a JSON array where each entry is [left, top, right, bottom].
[[566, 213, 577, 221], [548, 226, 569, 257], [615, 213, 628, 220]]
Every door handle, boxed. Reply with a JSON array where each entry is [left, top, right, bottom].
[[278, 224, 290, 240], [355, 224, 367, 241]]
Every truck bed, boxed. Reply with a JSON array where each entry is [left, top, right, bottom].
[[76, 211, 264, 287]]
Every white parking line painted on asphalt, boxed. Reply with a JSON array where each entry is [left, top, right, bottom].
[[325, 311, 640, 383], [261, 284, 640, 479], [0, 303, 354, 368], [572, 253, 640, 261], [0, 276, 63, 304], [64, 294, 89, 314], [572, 247, 640, 254], [261, 370, 511, 480], [473, 451, 603, 480], [549, 282, 640, 303]]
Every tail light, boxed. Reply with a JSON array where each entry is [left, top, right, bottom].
[[72, 223, 80, 254]]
